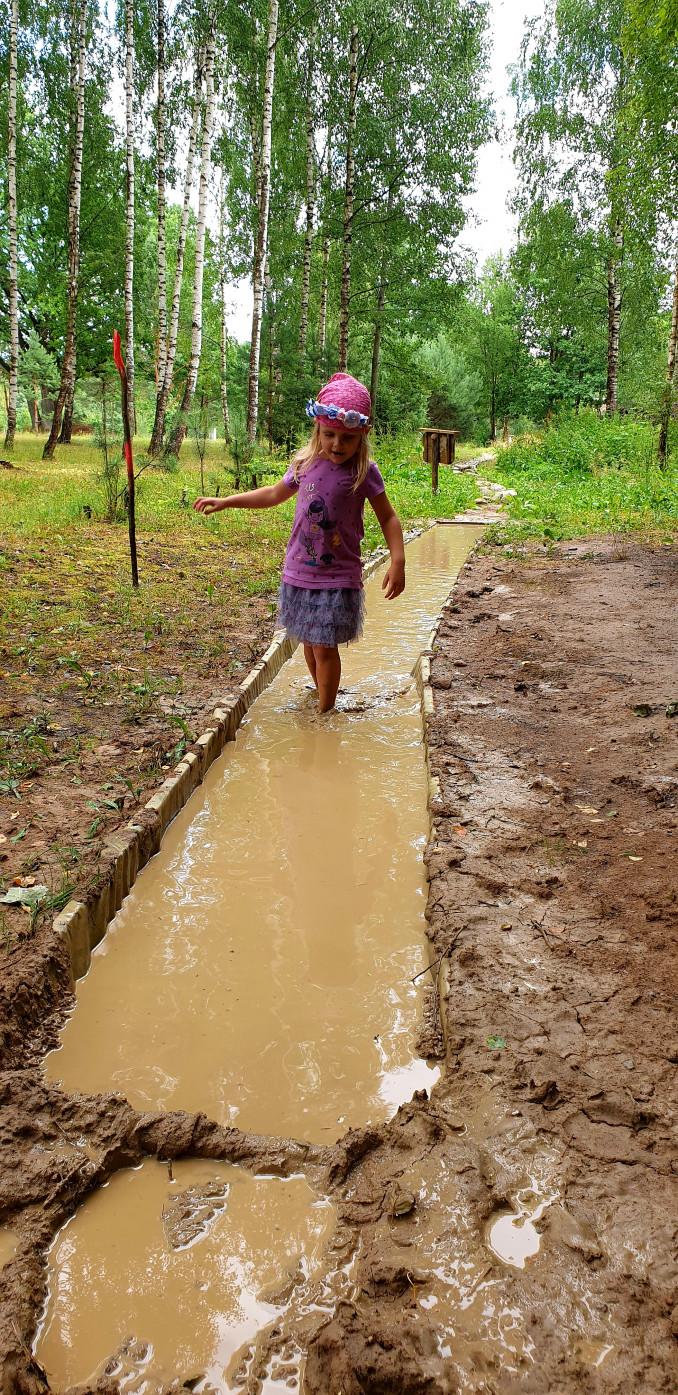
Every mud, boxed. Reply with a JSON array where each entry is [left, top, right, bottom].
[[44, 528, 477, 1141], [0, 534, 676, 1393]]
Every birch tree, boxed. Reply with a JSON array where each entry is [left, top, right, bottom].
[[155, 0, 168, 400], [513, 0, 663, 417], [4, 0, 19, 449], [149, 48, 203, 454], [218, 164, 230, 440], [123, 0, 136, 432], [246, 0, 279, 442], [166, 33, 216, 457], [297, 23, 316, 358], [337, 23, 358, 372], [43, 0, 88, 460]]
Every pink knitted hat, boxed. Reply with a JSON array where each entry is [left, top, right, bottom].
[[307, 372, 372, 431]]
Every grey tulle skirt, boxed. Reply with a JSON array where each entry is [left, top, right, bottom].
[[278, 582, 365, 647]]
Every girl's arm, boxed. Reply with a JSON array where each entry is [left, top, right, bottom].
[[194, 479, 295, 515], [369, 491, 406, 599]]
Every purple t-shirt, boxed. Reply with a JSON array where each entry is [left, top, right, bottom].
[[282, 457, 385, 590]]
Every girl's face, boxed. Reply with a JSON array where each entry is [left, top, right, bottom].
[[318, 422, 360, 466]]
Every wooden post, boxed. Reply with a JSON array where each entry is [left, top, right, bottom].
[[113, 329, 139, 588], [431, 430, 440, 496]]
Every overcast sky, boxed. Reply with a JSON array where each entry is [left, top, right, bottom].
[[461, 0, 544, 266], [227, 0, 547, 338]]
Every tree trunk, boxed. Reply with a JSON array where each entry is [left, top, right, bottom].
[[658, 254, 678, 467], [605, 215, 623, 415], [369, 183, 394, 411], [4, 0, 19, 450], [218, 166, 230, 441], [246, 0, 280, 443], [165, 36, 216, 458], [318, 233, 330, 372], [124, 0, 136, 433], [149, 50, 203, 455], [338, 25, 359, 373], [155, 0, 168, 396], [59, 397, 74, 443], [43, 0, 87, 460], [298, 26, 316, 357]]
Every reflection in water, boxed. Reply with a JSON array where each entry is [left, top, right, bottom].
[[46, 527, 480, 1141], [36, 1160, 334, 1392]]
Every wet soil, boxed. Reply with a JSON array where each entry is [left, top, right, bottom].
[[1, 535, 677, 1393]]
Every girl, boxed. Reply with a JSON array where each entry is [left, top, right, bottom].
[[194, 372, 405, 713]]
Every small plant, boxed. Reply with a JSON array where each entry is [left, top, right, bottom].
[[228, 413, 253, 491], [191, 392, 211, 494], [95, 376, 124, 522], [167, 713, 193, 762]]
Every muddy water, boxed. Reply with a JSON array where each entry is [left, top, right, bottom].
[[36, 1160, 336, 1392], [47, 527, 479, 1140]]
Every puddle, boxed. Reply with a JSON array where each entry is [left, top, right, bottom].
[[46, 526, 480, 1142], [0, 1228, 18, 1268], [487, 1188, 556, 1269], [36, 1159, 336, 1392]]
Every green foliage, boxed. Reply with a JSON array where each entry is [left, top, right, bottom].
[[416, 335, 482, 437], [486, 413, 677, 542], [500, 411, 654, 476]]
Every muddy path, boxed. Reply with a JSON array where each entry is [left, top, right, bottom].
[[0, 535, 676, 1393]]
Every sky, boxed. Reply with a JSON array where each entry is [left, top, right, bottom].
[[226, 0, 546, 340], [461, 0, 544, 266]]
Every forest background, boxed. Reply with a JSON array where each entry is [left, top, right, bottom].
[[1, 0, 676, 474]]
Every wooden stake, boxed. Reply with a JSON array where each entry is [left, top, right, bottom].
[[113, 329, 139, 588], [431, 430, 440, 496]]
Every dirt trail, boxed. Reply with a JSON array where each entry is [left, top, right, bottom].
[[0, 535, 676, 1393]]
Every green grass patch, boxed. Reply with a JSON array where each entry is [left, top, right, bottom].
[[482, 413, 677, 545], [0, 430, 478, 546]]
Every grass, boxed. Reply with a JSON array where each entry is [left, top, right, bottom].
[[481, 414, 678, 548], [0, 430, 479, 538], [0, 431, 478, 780]]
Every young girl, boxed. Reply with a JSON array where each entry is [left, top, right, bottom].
[[194, 372, 405, 713]]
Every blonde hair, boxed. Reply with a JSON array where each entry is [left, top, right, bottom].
[[291, 422, 371, 491]]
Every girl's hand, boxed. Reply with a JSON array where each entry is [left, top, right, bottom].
[[194, 497, 228, 515], [382, 560, 405, 599]]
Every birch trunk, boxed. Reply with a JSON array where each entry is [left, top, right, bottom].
[[43, 0, 87, 460], [605, 215, 623, 415], [155, 0, 168, 394], [317, 233, 330, 371], [4, 0, 19, 449], [57, 5, 78, 446], [218, 166, 230, 441], [165, 36, 216, 458], [298, 27, 316, 357], [246, 0, 280, 443], [149, 50, 203, 454], [369, 184, 395, 409], [338, 25, 359, 373], [658, 254, 678, 467], [124, 0, 136, 433]]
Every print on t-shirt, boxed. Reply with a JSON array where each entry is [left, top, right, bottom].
[[301, 493, 343, 568]]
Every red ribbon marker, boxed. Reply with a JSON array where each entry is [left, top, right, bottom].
[[113, 330, 139, 587]]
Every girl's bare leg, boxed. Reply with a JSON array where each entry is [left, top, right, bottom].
[[312, 644, 341, 713], [303, 643, 317, 688]]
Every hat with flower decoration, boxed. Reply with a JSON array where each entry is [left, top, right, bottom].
[[306, 372, 371, 431]]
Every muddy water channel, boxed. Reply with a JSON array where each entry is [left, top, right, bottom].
[[39, 525, 481, 1391], [46, 526, 479, 1140]]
